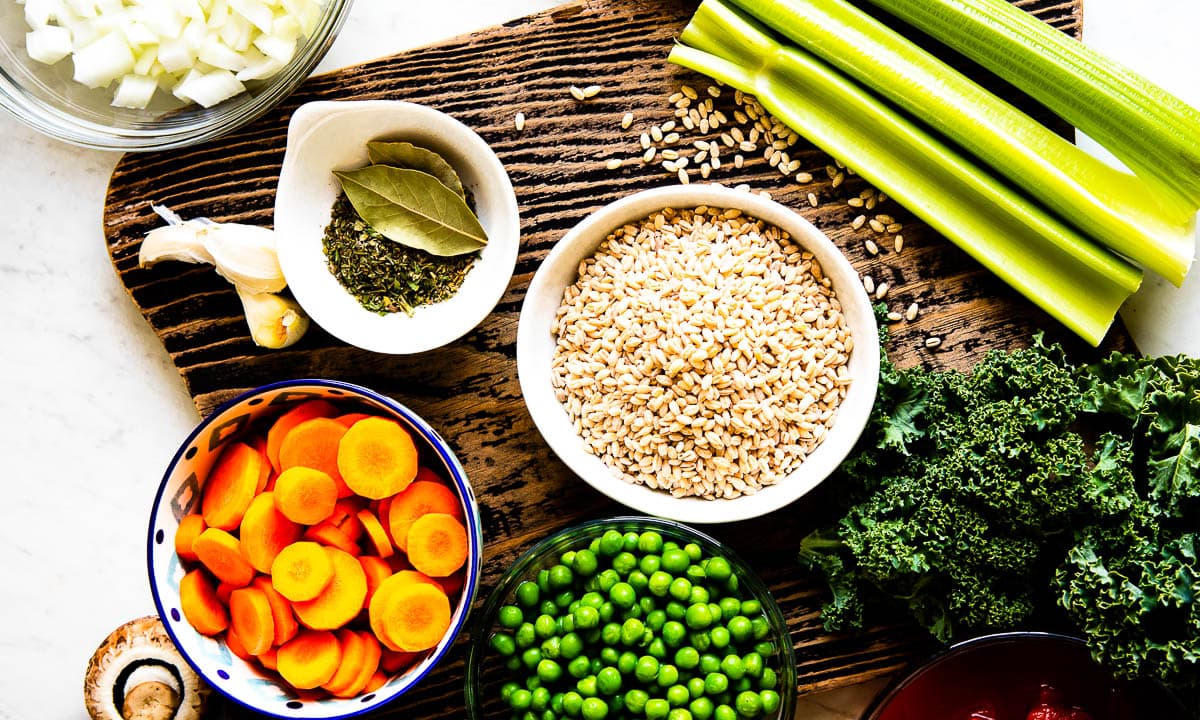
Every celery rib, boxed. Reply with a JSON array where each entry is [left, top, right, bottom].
[[670, 0, 1141, 345], [724, 0, 1194, 286]]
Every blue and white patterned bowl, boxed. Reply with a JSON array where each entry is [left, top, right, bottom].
[[147, 379, 482, 719]]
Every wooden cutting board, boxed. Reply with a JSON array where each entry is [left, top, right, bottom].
[[104, 0, 1117, 714]]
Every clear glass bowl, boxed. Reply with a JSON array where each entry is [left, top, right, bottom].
[[0, 0, 353, 150], [464, 516, 798, 720]]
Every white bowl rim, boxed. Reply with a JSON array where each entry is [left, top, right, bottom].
[[274, 99, 520, 355], [146, 378, 483, 720], [516, 184, 880, 524]]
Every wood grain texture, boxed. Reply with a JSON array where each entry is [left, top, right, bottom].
[[103, 0, 1120, 715]]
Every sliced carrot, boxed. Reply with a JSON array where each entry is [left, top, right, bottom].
[[225, 626, 254, 661], [332, 498, 367, 542], [174, 514, 206, 563], [215, 581, 237, 605], [363, 669, 388, 694], [439, 570, 465, 598], [380, 648, 420, 674], [266, 400, 339, 473], [273, 466, 338, 525], [337, 417, 419, 500], [201, 441, 263, 531], [406, 513, 469, 578], [248, 435, 272, 493], [229, 586, 276, 656], [180, 568, 228, 636], [193, 527, 255, 587], [277, 629, 341, 690], [270, 541, 334, 602], [304, 520, 359, 555], [279, 418, 352, 498], [258, 647, 278, 670], [357, 509, 394, 558], [386, 481, 463, 553], [334, 412, 373, 428], [393, 569, 441, 588], [240, 492, 302, 574], [367, 571, 443, 651], [336, 631, 383, 698], [322, 629, 366, 696], [359, 556, 392, 609], [293, 548, 368, 630], [414, 465, 446, 485], [372, 581, 452, 653], [252, 576, 298, 646]]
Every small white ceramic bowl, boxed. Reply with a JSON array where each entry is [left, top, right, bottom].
[[275, 100, 520, 354], [516, 185, 880, 524], [147, 379, 483, 719]]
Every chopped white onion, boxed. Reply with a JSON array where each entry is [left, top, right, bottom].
[[112, 72, 157, 107], [173, 67, 244, 107], [25, 25, 72, 64], [72, 32, 135, 88]]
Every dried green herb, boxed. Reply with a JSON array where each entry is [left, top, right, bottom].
[[367, 141, 467, 200], [322, 194, 477, 315], [334, 165, 487, 257]]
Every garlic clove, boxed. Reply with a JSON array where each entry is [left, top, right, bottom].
[[203, 224, 287, 294], [138, 223, 215, 267], [236, 287, 309, 349]]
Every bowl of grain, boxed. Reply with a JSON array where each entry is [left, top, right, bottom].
[[516, 184, 879, 523]]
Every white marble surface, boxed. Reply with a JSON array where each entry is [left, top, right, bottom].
[[0, 2, 1192, 719]]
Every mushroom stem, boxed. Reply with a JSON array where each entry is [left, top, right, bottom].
[[122, 681, 179, 720]]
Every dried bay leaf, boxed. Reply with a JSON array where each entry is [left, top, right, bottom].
[[366, 141, 467, 200], [335, 165, 488, 257]]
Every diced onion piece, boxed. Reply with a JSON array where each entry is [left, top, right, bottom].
[[64, 0, 97, 20], [170, 0, 204, 21], [72, 32, 135, 88], [121, 20, 157, 46], [112, 73, 158, 108], [180, 16, 207, 49], [173, 67, 244, 107], [206, 0, 229, 29], [132, 47, 156, 75], [217, 14, 253, 52], [270, 14, 299, 43], [235, 52, 283, 81], [198, 36, 247, 70], [136, 3, 186, 40], [24, 0, 63, 28], [156, 38, 192, 72], [229, 0, 273, 33], [252, 31, 293, 62], [25, 25, 72, 64]]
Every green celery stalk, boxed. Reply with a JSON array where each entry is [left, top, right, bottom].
[[725, 0, 1195, 286], [669, 0, 1142, 346], [860, 0, 1200, 218]]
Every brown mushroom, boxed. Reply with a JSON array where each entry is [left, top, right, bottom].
[[84, 616, 209, 720]]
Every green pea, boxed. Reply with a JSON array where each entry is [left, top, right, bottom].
[[634, 655, 660, 682], [733, 678, 753, 693], [577, 675, 598, 697], [522, 647, 543, 669], [689, 696, 714, 720], [718, 598, 741, 622], [666, 684, 690, 707], [685, 565, 707, 585], [656, 664, 679, 688], [561, 614, 575, 634], [532, 686, 551, 712], [648, 571, 673, 597], [687, 586, 710, 606], [621, 618, 646, 646], [704, 671, 728, 694], [598, 570, 620, 593], [600, 647, 620, 666], [511, 688, 533, 711], [714, 705, 736, 720], [624, 689, 650, 715], [699, 653, 721, 674], [535, 614, 557, 639], [646, 609, 667, 631], [555, 590, 575, 608], [759, 667, 777, 690], [499, 605, 524, 629], [551, 692, 566, 714], [594, 666, 620, 696], [760, 690, 780, 714], [735, 691, 761, 717], [636, 531, 664, 554], [661, 548, 690, 574], [583, 628, 602, 645], [581, 591, 605, 609], [537, 569, 553, 594], [639, 596, 657, 615], [581, 697, 609, 720], [689, 631, 711, 652], [622, 604, 643, 620], [661, 621, 686, 647], [563, 691, 584, 717], [668, 710, 693, 720], [601, 623, 621, 645], [751, 617, 769, 641], [708, 626, 730, 650], [541, 636, 562, 659], [599, 602, 615, 623], [541, 600, 560, 617], [574, 549, 599, 577], [704, 557, 731, 582], [622, 532, 640, 552], [505, 655, 523, 671], [663, 541, 680, 552], [610, 583, 636, 609], [674, 646, 700, 670], [742, 652, 763, 678], [560, 632, 584, 659], [500, 681, 521, 702], [627, 570, 649, 593], [645, 699, 671, 720], [686, 604, 714, 630], [568, 655, 591, 679], [639, 554, 662, 575], [719, 655, 744, 680], [561, 550, 577, 568], [647, 637, 667, 659], [618, 651, 637, 675], [517, 581, 541, 608], [740, 599, 761, 616], [724, 574, 739, 594], [574, 605, 599, 630], [526, 675, 543, 691], [753, 641, 776, 658], [599, 530, 624, 557], [490, 632, 516, 656], [686, 677, 706, 699], [612, 552, 638, 576], [669, 578, 693, 602], [665, 601, 687, 621], [683, 543, 702, 562], [516, 622, 537, 648], [726, 616, 752, 643]]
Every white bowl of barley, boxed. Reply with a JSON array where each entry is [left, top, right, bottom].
[[516, 184, 880, 524]]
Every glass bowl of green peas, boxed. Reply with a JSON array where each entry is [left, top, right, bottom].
[[464, 517, 797, 720]]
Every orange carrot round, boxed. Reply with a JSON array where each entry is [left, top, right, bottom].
[[357, 509, 394, 558], [438, 571, 465, 599], [248, 435, 272, 493], [192, 527, 256, 587], [405, 513, 469, 578], [371, 581, 451, 653], [304, 521, 359, 555], [338, 631, 383, 698], [277, 629, 341, 690], [367, 571, 444, 651], [322, 629, 366, 696], [359, 556, 393, 609], [258, 647, 279, 670], [386, 481, 463, 553], [252, 576, 298, 647], [293, 547, 368, 630], [363, 669, 388, 694], [174, 514, 206, 563], [270, 541, 334, 602], [180, 569, 228, 637], [215, 582, 237, 605], [267, 400, 339, 473], [334, 412, 373, 429], [273, 467, 338, 525], [279, 418, 352, 498], [380, 648, 420, 675], [337, 417, 419, 500], [224, 627, 254, 661], [240, 492, 302, 574], [201, 441, 264, 531], [229, 586, 276, 656], [413, 466, 446, 485]]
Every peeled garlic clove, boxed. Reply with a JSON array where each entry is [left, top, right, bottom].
[[236, 287, 309, 349], [138, 223, 215, 267], [203, 224, 287, 294]]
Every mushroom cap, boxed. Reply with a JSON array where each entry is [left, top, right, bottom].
[[84, 616, 209, 720]]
